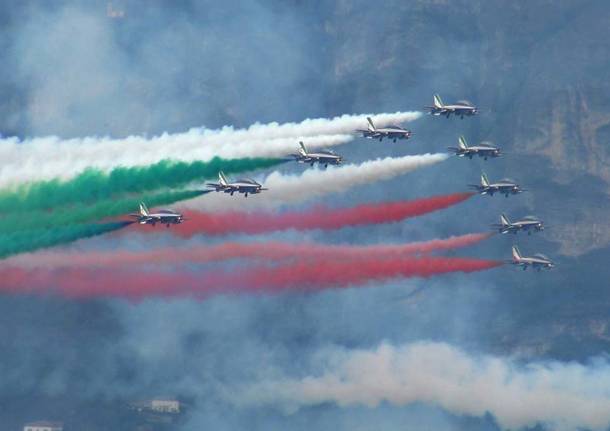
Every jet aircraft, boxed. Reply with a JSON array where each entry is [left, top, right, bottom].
[[206, 171, 267, 197], [129, 202, 184, 227], [469, 173, 525, 197], [357, 117, 412, 142], [425, 94, 478, 119], [510, 245, 554, 270], [290, 141, 343, 167], [492, 214, 544, 235], [448, 136, 501, 160]]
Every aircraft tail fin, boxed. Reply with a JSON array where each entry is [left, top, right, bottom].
[[366, 117, 376, 131], [433, 94, 444, 108], [481, 172, 490, 187], [139, 202, 150, 216], [458, 136, 468, 149], [219, 171, 228, 186], [298, 141, 307, 156], [512, 245, 522, 261], [500, 213, 511, 226]]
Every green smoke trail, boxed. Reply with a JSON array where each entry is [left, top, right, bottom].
[[0, 157, 282, 213], [0, 190, 206, 234], [0, 222, 133, 259]]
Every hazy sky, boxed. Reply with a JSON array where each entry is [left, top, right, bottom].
[[2, 1, 610, 430]]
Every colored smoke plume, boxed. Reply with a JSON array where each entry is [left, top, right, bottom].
[[7, 233, 492, 268], [0, 111, 420, 185], [0, 157, 283, 212], [0, 256, 500, 299], [0, 190, 206, 235], [182, 153, 449, 211], [0, 222, 133, 259], [172, 193, 474, 236]]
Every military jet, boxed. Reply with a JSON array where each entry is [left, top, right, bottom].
[[448, 136, 501, 160], [424, 94, 478, 119], [510, 245, 554, 271], [492, 214, 544, 235], [469, 173, 525, 197], [290, 141, 343, 167], [357, 117, 412, 142], [206, 171, 267, 197], [129, 202, 184, 227]]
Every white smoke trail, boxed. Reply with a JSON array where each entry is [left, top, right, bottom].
[[180, 153, 448, 211], [0, 111, 420, 187], [235, 341, 610, 431], [0, 134, 352, 188]]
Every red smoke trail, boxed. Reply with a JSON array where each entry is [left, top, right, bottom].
[[151, 193, 474, 237], [0, 256, 501, 300], [7, 233, 493, 268]]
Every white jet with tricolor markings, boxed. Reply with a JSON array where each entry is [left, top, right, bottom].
[[206, 171, 267, 197]]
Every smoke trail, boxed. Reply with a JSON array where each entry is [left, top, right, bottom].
[[0, 256, 500, 299], [234, 341, 610, 431], [0, 190, 205, 234], [0, 157, 282, 213], [0, 222, 132, 259], [6, 233, 492, 268], [0, 134, 351, 187], [0, 111, 420, 185], [172, 193, 473, 236], [182, 153, 449, 211]]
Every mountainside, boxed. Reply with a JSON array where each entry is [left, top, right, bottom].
[[323, 0, 610, 256]]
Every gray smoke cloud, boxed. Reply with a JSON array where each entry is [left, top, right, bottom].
[[6, 1, 331, 138], [234, 341, 610, 431]]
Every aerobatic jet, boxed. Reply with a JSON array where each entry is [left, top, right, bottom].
[[510, 245, 554, 271], [290, 141, 343, 167], [492, 214, 544, 235], [448, 136, 501, 160], [425, 94, 478, 119], [469, 173, 525, 197], [206, 171, 267, 197], [129, 202, 184, 227], [357, 117, 412, 142]]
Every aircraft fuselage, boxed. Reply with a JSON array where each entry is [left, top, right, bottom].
[[455, 147, 500, 159], [296, 154, 342, 166], [501, 220, 543, 234], [478, 183, 522, 196]]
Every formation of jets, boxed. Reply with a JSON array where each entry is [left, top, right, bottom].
[[357, 117, 412, 142], [424, 94, 553, 270], [206, 171, 267, 197], [129, 92, 553, 271]]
